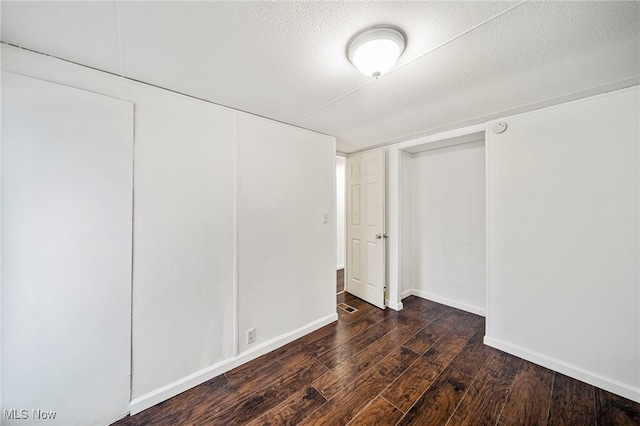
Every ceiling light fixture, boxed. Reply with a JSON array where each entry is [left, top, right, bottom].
[[347, 26, 406, 78]]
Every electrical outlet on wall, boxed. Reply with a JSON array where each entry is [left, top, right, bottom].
[[247, 328, 256, 345]]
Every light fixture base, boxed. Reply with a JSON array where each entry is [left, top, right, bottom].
[[346, 25, 406, 78]]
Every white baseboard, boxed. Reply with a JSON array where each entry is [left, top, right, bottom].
[[130, 312, 339, 415], [484, 336, 640, 404], [385, 299, 404, 311], [407, 289, 486, 317], [400, 289, 413, 299], [336, 264, 344, 270]]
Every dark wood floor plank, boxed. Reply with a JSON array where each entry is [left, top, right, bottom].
[[245, 387, 327, 426], [448, 312, 485, 338], [278, 312, 386, 371], [111, 374, 230, 426], [397, 366, 474, 425], [448, 351, 520, 426], [215, 359, 290, 409], [448, 378, 511, 426], [299, 347, 419, 425], [203, 360, 329, 425], [225, 351, 288, 385], [402, 295, 440, 310], [316, 313, 404, 369], [212, 359, 290, 411], [382, 330, 471, 412], [595, 388, 640, 426], [312, 345, 385, 400], [347, 396, 404, 426], [497, 360, 554, 426], [272, 322, 342, 357], [448, 329, 493, 378], [335, 293, 384, 324], [312, 318, 428, 399], [113, 358, 294, 426], [402, 310, 459, 355], [272, 302, 383, 361], [113, 296, 640, 426], [395, 297, 444, 322], [337, 268, 344, 294], [473, 349, 522, 388], [548, 373, 596, 426], [399, 297, 444, 324]]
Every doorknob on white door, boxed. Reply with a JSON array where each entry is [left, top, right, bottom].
[[375, 233, 389, 240]]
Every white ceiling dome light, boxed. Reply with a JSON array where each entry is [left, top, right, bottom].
[[347, 26, 406, 78]]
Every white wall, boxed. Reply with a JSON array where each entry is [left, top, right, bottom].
[[410, 142, 486, 316], [400, 150, 413, 298], [485, 86, 640, 402], [1, 44, 237, 412], [336, 156, 346, 270], [237, 114, 336, 354], [2, 72, 133, 425], [130, 86, 236, 399], [1, 44, 337, 419]]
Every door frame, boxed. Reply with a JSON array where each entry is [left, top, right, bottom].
[[336, 154, 347, 294], [338, 122, 487, 312], [387, 123, 488, 312]]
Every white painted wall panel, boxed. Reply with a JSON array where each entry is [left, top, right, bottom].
[[410, 142, 486, 315], [237, 114, 336, 354], [2, 45, 339, 415], [131, 92, 236, 398], [486, 87, 640, 402], [1, 45, 236, 410], [2, 73, 132, 425]]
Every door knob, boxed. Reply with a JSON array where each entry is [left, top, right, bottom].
[[375, 233, 389, 240]]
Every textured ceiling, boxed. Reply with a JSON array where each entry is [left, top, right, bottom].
[[2, 1, 639, 153]]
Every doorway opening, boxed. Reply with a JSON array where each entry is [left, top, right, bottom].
[[336, 269, 345, 294], [398, 131, 486, 316]]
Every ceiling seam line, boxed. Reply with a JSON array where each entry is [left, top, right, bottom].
[[381, 0, 530, 79], [0, 42, 335, 140], [364, 74, 640, 150], [290, 0, 530, 126]]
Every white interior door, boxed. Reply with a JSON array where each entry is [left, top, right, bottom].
[[346, 148, 386, 309], [2, 72, 133, 425]]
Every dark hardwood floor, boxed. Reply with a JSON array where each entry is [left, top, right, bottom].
[[113, 294, 640, 425], [337, 268, 344, 294]]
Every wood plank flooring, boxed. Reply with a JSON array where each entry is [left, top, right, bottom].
[[113, 294, 640, 426], [337, 268, 344, 294]]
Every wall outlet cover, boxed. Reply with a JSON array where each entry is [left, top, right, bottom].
[[247, 328, 256, 344]]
